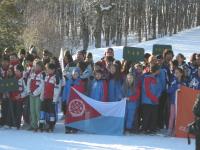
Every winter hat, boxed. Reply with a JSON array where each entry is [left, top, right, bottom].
[[72, 67, 81, 75]]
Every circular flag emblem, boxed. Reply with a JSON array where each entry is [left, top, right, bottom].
[[69, 99, 85, 117]]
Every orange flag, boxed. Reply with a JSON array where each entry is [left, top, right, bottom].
[[175, 85, 200, 138]]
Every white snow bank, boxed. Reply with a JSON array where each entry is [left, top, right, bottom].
[[0, 122, 195, 150]]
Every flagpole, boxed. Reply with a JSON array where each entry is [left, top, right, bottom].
[[59, 48, 65, 72]]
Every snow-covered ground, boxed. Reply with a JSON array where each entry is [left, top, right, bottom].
[[87, 26, 200, 62], [0, 121, 195, 150], [1, 27, 199, 150]]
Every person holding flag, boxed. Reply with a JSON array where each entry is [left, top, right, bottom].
[[62, 67, 86, 133], [122, 73, 141, 133]]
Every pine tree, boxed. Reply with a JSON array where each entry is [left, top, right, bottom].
[[0, 0, 23, 51]]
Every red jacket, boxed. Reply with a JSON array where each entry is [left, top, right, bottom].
[[27, 71, 44, 96], [10, 77, 27, 101], [40, 74, 61, 102], [126, 80, 141, 102]]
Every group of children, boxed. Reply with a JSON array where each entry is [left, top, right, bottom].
[[0, 50, 61, 132], [0, 47, 200, 136]]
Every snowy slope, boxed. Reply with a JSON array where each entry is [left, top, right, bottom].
[[1, 27, 199, 150], [0, 122, 195, 150], [86, 27, 200, 62]]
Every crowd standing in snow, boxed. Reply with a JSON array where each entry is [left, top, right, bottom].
[[0, 46, 200, 136]]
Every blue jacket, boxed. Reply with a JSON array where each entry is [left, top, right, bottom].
[[168, 76, 187, 104], [188, 62, 198, 77], [162, 63, 171, 86], [141, 74, 162, 105], [188, 74, 200, 90], [90, 79, 108, 102], [156, 68, 167, 92], [108, 78, 122, 102], [178, 62, 190, 77]]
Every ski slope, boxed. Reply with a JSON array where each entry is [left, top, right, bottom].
[[1, 27, 199, 150], [87, 26, 200, 62]]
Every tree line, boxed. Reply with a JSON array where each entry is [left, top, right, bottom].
[[0, 0, 200, 54]]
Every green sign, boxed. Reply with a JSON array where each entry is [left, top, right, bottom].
[[0, 78, 18, 93], [123, 47, 144, 63], [153, 44, 172, 55]]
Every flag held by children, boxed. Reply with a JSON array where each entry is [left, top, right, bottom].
[[65, 88, 126, 135]]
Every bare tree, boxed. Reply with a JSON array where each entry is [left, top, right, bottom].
[[18, 0, 200, 54]]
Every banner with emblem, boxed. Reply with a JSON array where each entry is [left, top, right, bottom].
[[123, 47, 144, 63], [153, 44, 172, 55], [65, 88, 126, 135], [0, 78, 18, 93]]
